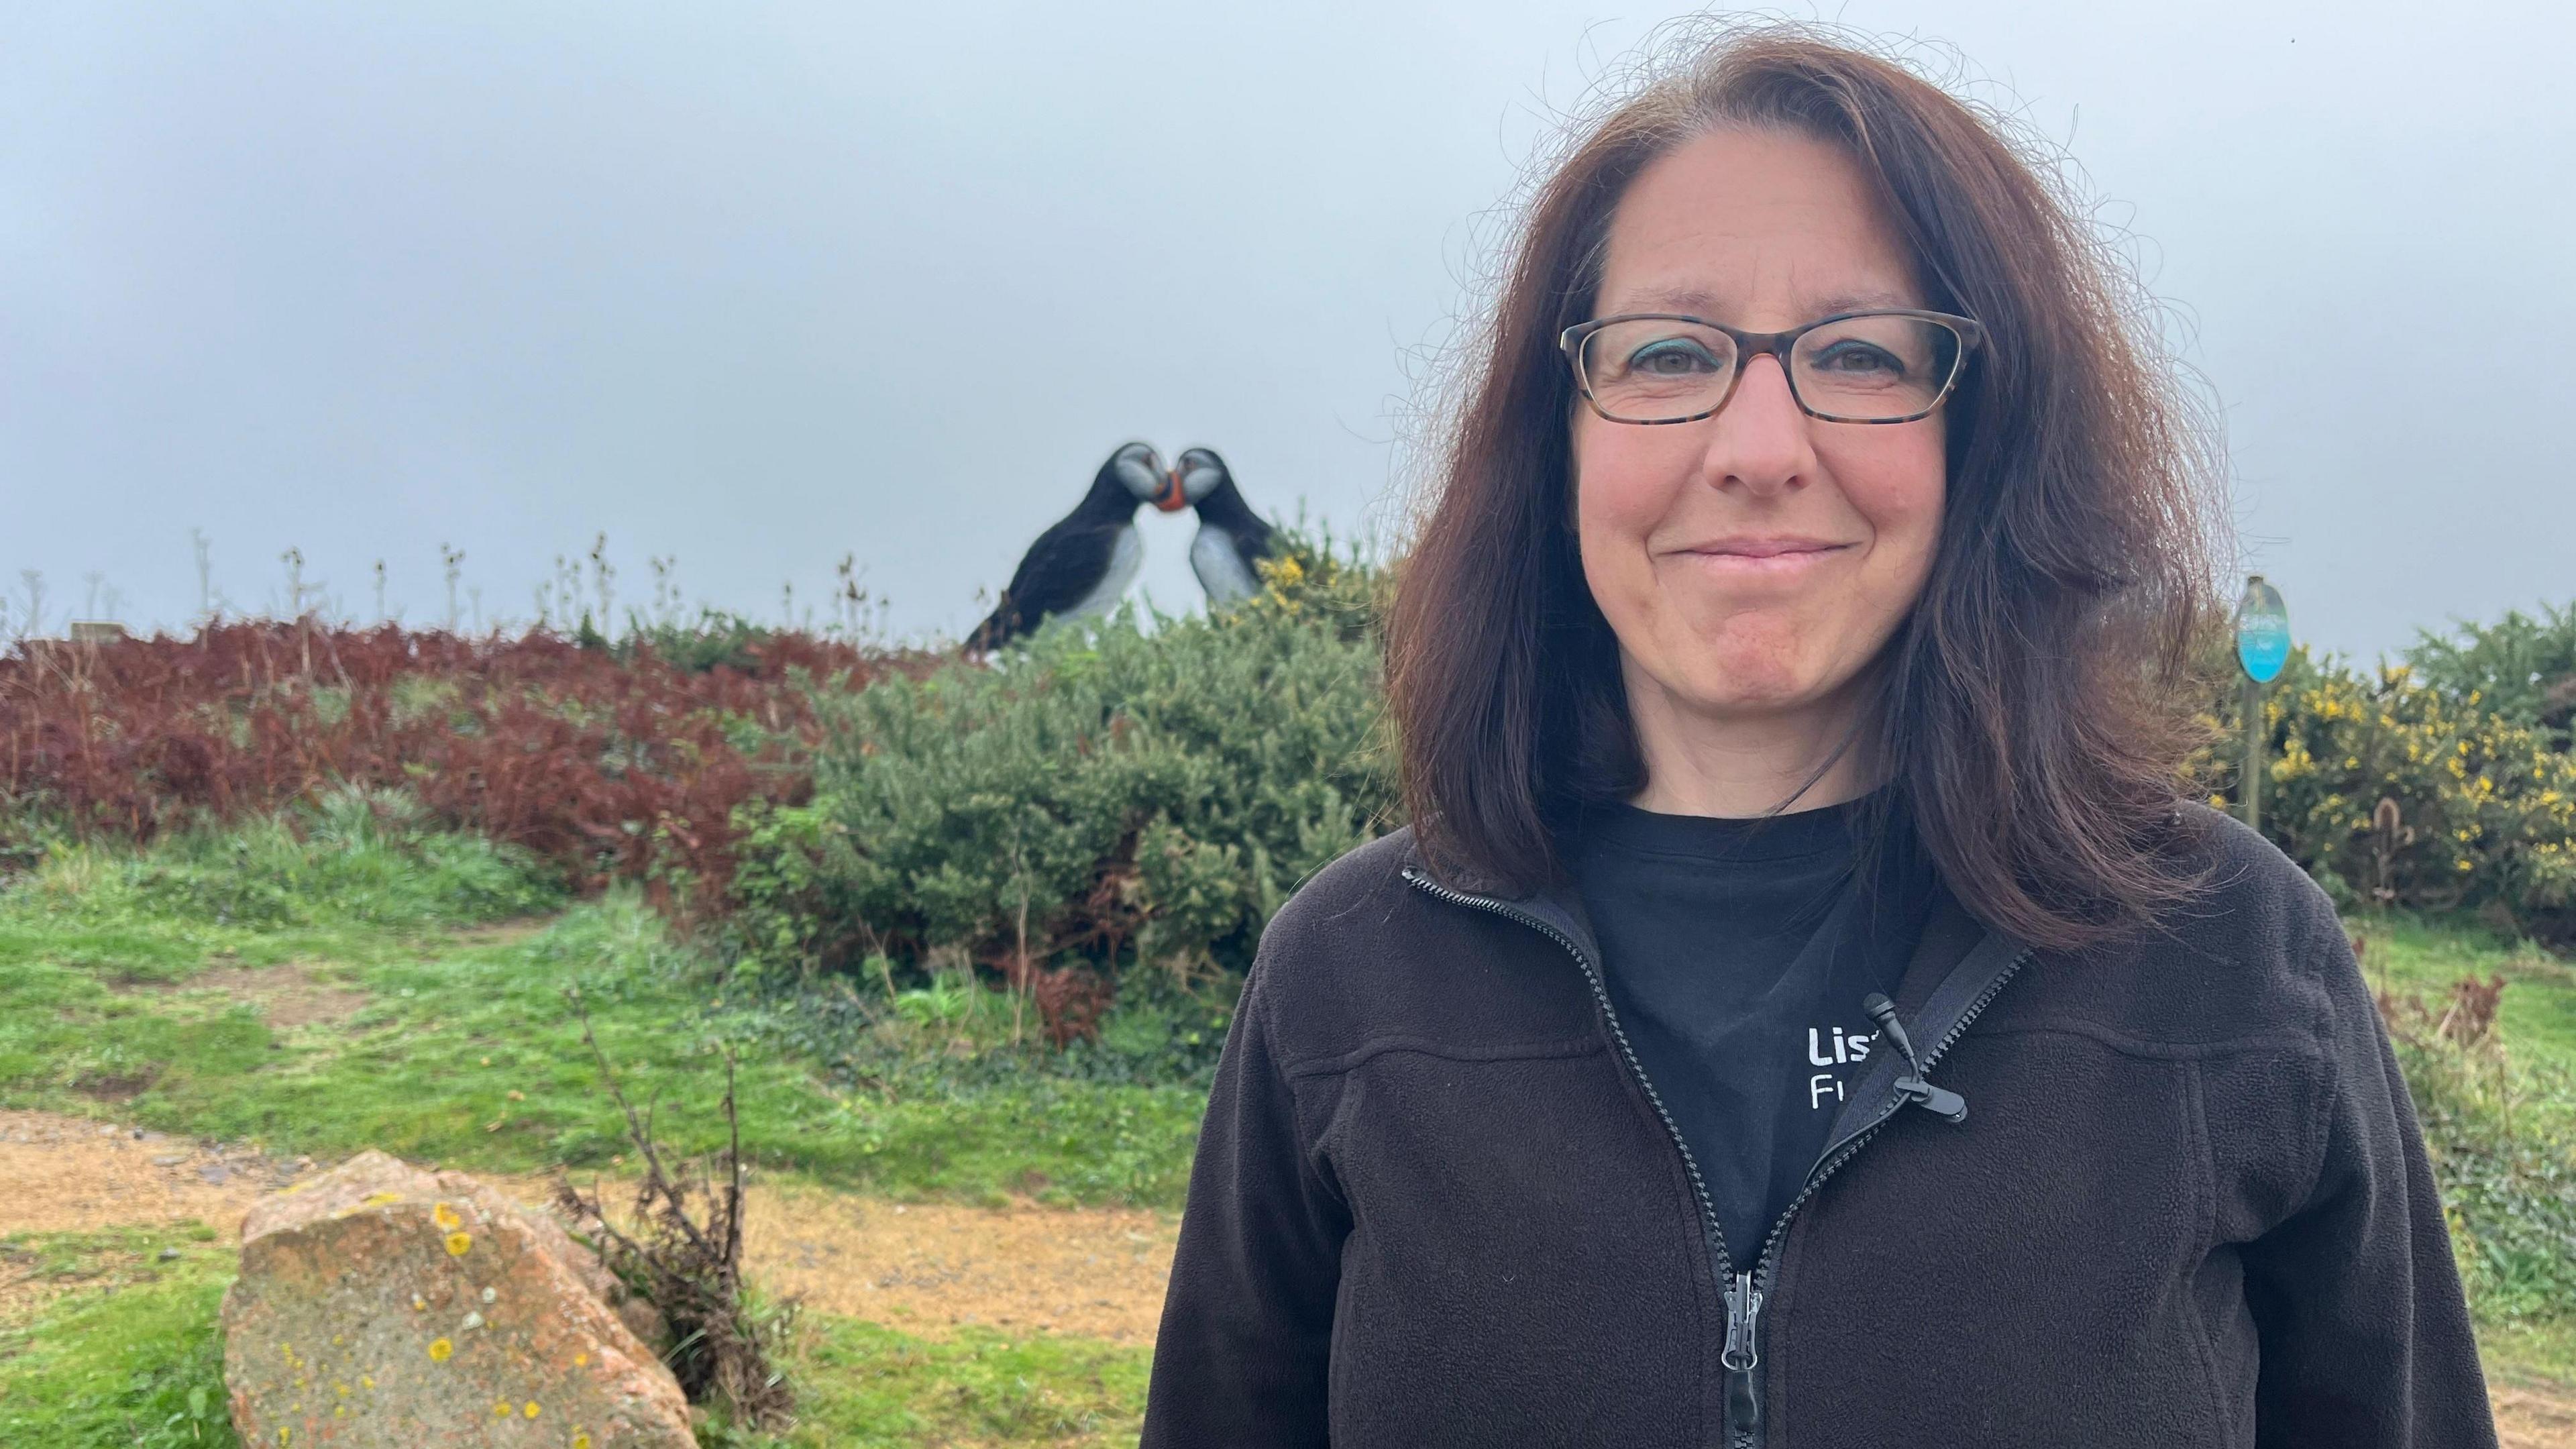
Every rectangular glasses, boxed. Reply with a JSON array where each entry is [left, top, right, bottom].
[[1560, 309, 1986, 425]]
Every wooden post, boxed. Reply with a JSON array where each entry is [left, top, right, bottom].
[[2243, 672, 2263, 835]]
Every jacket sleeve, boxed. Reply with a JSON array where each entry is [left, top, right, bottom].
[[2240, 906, 2498, 1448], [1139, 963, 1349, 1448]]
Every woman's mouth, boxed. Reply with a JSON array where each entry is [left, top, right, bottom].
[[1674, 539, 1853, 575]]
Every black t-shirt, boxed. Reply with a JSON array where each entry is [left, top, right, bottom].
[[1569, 788, 1943, 1269]]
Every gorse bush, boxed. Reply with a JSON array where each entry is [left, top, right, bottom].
[[2195, 638, 2576, 944], [726, 536, 1395, 1046]]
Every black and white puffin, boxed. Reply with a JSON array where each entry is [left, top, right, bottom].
[[967, 441, 1185, 651], [1173, 447, 1277, 606]]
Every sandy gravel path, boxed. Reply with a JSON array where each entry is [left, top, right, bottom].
[[0, 1110, 1176, 1344]]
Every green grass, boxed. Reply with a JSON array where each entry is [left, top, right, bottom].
[[2349, 908, 2576, 1379], [2353, 909, 2576, 1067], [0, 1230, 1152, 1449], [0, 1230, 238, 1448], [0, 827, 1202, 1208], [706, 1319, 1149, 1448]]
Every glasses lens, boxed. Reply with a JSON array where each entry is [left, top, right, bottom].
[[1578, 319, 1739, 422], [1790, 315, 1964, 421]]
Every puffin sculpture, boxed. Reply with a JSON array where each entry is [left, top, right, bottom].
[[967, 441, 1183, 651], [1173, 447, 1278, 606]]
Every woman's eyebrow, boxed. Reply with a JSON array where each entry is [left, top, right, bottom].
[[1602, 285, 1919, 319]]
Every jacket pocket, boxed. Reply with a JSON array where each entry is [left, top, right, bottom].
[[1312, 1046, 1716, 1448], [1771, 1029, 2228, 1447]]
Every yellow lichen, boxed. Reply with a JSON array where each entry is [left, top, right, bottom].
[[573, 1352, 589, 1367], [445, 1232, 473, 1256], [525, 1401, 542, 1418], [573, 1434, 593, 1449], [433, 1201, 461, 1230], [428, 1337, 454, 1362]]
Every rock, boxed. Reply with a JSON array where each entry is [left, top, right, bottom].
[[221, 1149, 692, 1448]]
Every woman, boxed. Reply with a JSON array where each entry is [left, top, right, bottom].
[[1140, 25, 2493, 1448]]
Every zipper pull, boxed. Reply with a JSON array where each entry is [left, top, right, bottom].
[[1863, 993, 1969, 1124], [1723, 1273, 1763, 1436]]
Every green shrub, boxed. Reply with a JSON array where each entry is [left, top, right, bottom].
[[726, 535, 1395, 1055], [623, 606, 783, 674], [2194, 643, 2576, 943], [2404, 600, 2576, 747]]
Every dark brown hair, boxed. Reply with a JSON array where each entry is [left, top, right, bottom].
[[1386, 22, 2226, 951]]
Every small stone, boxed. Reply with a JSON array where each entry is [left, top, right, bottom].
[[154, 1155, 187, 1167], [160, 1247, 182, 1261], [459, 1311, 483, 1332], [201, 1163, 231, 1185], [480, 1287, 496, 1305]]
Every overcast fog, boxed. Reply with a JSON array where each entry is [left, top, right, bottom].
[[4, 1, 2569, 661]]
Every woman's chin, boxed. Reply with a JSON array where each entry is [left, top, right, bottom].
[[1670, 668, 1833, 720]]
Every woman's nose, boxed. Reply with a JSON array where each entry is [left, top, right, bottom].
[[1699, 354, 1815, 496]]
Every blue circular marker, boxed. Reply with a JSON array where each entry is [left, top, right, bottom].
[[2236, 576, 2290, 684]]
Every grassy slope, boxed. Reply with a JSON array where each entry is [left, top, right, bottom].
[[0, 831, 1200, 1209], [2359, 911, 2576, 1065], [0, 828, 1175, 1446], [2365, 912, 2576, 1390]]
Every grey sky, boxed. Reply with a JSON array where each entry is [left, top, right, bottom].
[[5, 1, 2569, 661]]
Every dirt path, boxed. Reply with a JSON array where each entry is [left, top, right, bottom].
[[3, 1109, 2567, 1442], [0, 1110, 1177, 1344]]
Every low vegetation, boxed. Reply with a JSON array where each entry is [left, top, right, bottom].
[[0, 614, 926, 901], [0, 1229, 234, 1448], [0, 822, 1200, 1205]]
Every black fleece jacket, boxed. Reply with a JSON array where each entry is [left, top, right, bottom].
[[1140, 804, 2496, 1447]]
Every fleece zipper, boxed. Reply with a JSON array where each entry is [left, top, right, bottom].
[[1400, 865, 2030, 1449]]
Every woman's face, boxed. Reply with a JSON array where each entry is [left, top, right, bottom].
[[1572, 127, 1945, 733]]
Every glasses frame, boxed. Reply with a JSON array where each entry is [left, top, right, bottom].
[[1558, 307, 1988, 426]]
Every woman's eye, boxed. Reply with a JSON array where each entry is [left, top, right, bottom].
[[1809, 339, 1905, 375], [1627, 340, 1721, 375]]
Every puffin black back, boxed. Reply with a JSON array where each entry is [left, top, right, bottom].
[[966, 441, 1173, 651]]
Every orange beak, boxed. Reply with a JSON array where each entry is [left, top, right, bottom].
[[1155, 468, 1189, 512]]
